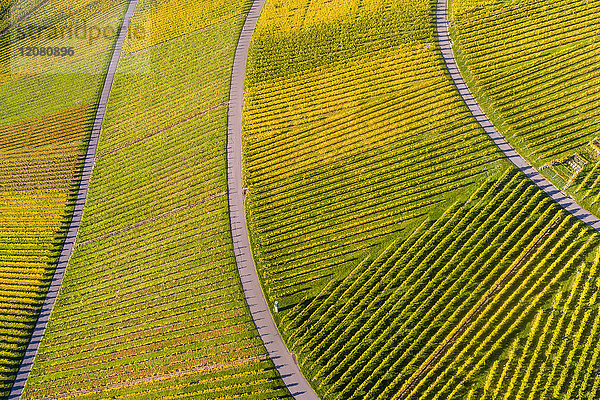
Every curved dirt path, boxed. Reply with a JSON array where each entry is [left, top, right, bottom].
[[436, 0, 600, 232], [7, 1, 138, 398], [226, 1, 319, 399]]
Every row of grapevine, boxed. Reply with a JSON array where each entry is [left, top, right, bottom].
[[20, 0, 290, 398]]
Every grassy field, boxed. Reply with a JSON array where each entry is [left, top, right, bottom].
[[20, 0, 291, 398], [0, 0, 127, 396], [450, 0, 600, 215], [243, 0, 600, 398]]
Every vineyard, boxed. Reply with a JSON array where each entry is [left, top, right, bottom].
[[281, 169, 600, 399], [243, 0, 600, 398], [0, 103, 88, 399], [18, 0, 291, 398], [243, 0, 506, 310], [0, 0, 127, 395], [450, 0, 600, 214], [2, 0, 600, 397]]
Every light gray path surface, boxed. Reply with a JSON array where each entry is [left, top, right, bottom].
[[226, 1, 320, 399], [7, 1, 138, 398], [436, 0, 600, 232]]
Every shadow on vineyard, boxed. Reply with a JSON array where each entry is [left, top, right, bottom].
[[278, 169, 599, 399]]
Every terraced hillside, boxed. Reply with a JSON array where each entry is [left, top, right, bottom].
[[0, 0, 127, 396], [244, 0, 600, 398], [450, 0, 600, 214], [20, 0, 290, 398]]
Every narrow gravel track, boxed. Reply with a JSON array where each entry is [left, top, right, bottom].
[[436, 0, 600, 232], [7, 1, 138, 398], [226, 1, 320, 399]]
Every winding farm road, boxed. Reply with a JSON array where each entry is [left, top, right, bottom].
[[226, 1, 320, 399], [7, 1, 138, 398], [436, 0, 600, 232]]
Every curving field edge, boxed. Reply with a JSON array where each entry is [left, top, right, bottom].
[[436, 0, 600, 232], [225, 0, 320, 399]]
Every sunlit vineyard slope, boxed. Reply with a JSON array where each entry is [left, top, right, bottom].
[[450, 0, 600, 215], [0, 0, 127, 396], [243, 0, 600, 398], [20, 0, 290, 399], [244, 0, 505, 308], [283, 170, 600, 400]]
